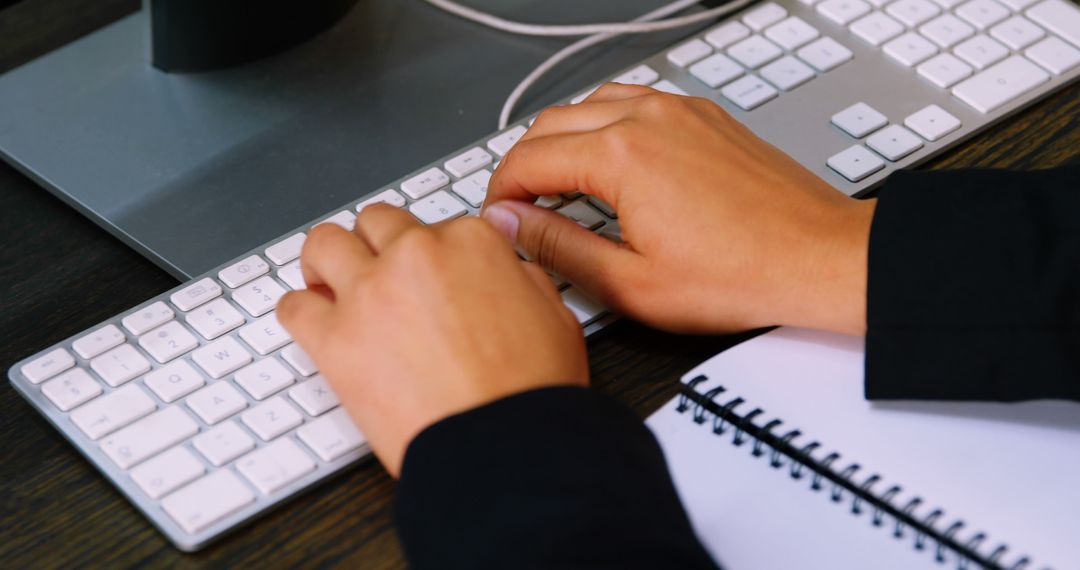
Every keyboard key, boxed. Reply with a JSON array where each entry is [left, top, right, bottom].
[[238, 313, 293, 355], [886, 0, 941, 26], [316, 211, 356, 232], [288, 374, 341, 416], [144, 359, 205, 403], [71, 384, 156, 440], [282, 344, 318, 377], [797, 37, 854, 71], [571, 86, 602, 105], [883, 32, 939, 66], [827, 145, 886, 181], [831, 102, 888, 138], [919, 14, 976, 48], [651, 80, 689, 96], [235, 358, 296, 400], [705, 21, 752, 49], [721, 75, 780, 110], [130, 445, 206, 500], [1025, 36, 1080, 74], [170, 278, 224, 311], [918, 52, 975, 87], [277, 261, 305, 291], [556, 200, 607, 230], [218, 255, 271, 289], [401, 167, 450, 200], [727, 35, 784, 68], [535, 195, 563, 210], [1000, 0, 1039, 7], [667, 38, 713, 67], [161, 470, 256, 534], [90, 344, 151, 387], [764, 17, 820, 50], [588, 196, 618, 219], [850, 12, 905, 46], [952, 55, 1050, 112], [73, 325, 125, 359], [237, 438, 316, 494], [562, 288, 607, 325], [817, 0, 872, 25], [904, 104, 963, 139], [990, 16, 1045, 50], [444, 147, 493, 178], [956, 0, 1010, 29], [487, 125, 528, 157], [122, 301, 176, 336], [744, 2, 789, 30], [1027, 0, 1080, 48], [193, 421, 256, 466], [186, 381, 248, 424], [612, 64, 661, 86], [233, 276, 287, 317], [954, 34, 1010, 69], [139, 320, 200, 363], [100, 406, 199, 469], [410, 190, 468, 224], [41, 368, 102, 412], [451, 169, 491, 208], [356, 189, 407, 212], [186, 298, 246, 340], [297, 407, 366, 462], [689, 53, 745, 88], [760, 56, 817, 91], [21, 347, 75, 384], [241, 397, 304, 441], [867, 124, 925, 160], [192, 337, 252, 379]]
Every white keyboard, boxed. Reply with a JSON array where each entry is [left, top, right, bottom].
[[9, 0, 1079, 552]]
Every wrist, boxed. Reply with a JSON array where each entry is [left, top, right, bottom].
[[769, 197, 875, 335]]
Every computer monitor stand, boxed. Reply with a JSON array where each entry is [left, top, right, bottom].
[[0, 0, 701, 280]]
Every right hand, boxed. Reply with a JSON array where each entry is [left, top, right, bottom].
[[483, 83, 876, 335]]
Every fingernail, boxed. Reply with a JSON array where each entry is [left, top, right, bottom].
[[482, 202, 520, 242]]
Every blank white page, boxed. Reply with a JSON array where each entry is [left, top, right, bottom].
[[648, 398, 939, 569], [675, 327, 1080, 569]]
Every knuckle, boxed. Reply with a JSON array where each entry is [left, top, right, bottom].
[[534, 105, 565, 125], [597, 122, 636, 161], [531, 222, 565, 272]]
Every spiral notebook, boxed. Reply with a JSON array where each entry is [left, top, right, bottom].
[[647, 327, 1080, 570]]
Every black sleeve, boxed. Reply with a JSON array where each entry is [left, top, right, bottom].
[[865, 165, 1080, 401], [393, 386, 718, 570]]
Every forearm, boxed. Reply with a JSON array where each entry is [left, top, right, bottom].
[[394, 386, 717, 569], [864, 166, 1080, 401]]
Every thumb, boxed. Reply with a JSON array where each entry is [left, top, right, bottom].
[[482, 200, 638, 299]]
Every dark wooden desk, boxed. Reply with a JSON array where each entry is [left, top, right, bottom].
[[2, 2, 1078, 568]]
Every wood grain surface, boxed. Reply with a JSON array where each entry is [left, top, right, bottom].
[[1, 1, 1077, 568]]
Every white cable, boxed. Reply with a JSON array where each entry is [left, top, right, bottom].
[[424, 0, 741, 37], [494, 0, 756, 127]]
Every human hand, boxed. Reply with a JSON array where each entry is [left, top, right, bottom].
[[482, 83, 875, 335], [276, 208, 588, 477]]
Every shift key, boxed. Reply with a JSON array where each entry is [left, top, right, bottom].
[[951, 55, 1049, 113]]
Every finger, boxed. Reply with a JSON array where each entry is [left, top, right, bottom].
[[482, 200, 640, 304], [355, 203, 423, 253], [519, 260, 564, 306], [486, 130, 618, 207], [276, 289, 335, 351], [301, 224, 374, 292], [585, 82, 660, 103], [523, 100, 635, 142]]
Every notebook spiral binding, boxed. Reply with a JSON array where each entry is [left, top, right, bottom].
[[675, 375, 1036, 570]]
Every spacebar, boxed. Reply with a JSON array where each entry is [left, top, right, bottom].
[[951, 56, 1049, 113]]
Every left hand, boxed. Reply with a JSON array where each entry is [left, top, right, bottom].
[[276, 206, 589, 477]]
